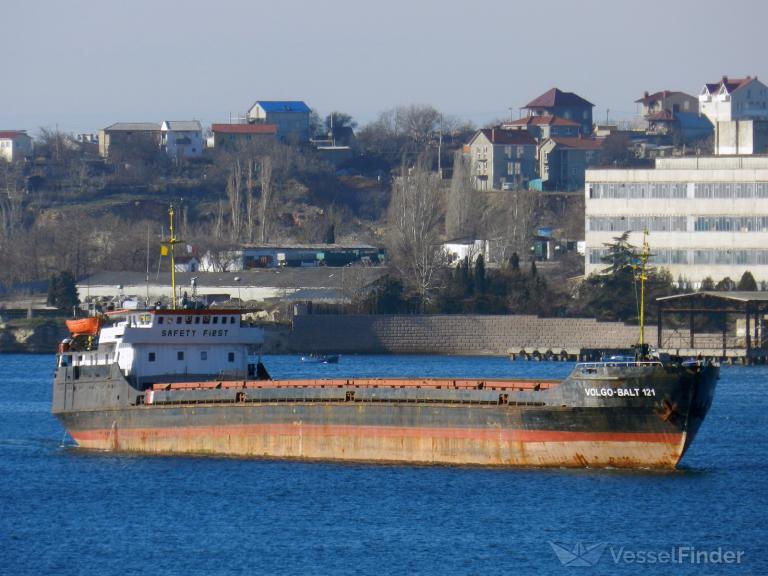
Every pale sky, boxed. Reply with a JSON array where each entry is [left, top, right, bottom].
[[3, 0, 766, 134]]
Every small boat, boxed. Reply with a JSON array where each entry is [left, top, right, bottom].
[[301, 354, 340, 364]]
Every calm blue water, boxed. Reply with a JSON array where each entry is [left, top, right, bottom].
[[0, 353, 766, 576]]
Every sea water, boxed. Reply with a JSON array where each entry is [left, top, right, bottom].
[[0, 353, 765, 575]]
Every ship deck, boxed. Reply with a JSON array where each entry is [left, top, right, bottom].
[[151, 377, 561, 393]]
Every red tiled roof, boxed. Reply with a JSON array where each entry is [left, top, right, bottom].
[[212, 123, 277, 134], [635, 90, 687, 104], [525, 88, 594, 109], [548, 136, 603, 150], [703, 76, 756, 94], [504, 115, 579, 127], [0, 130, 28, 139], [474, 129, 537, 146]]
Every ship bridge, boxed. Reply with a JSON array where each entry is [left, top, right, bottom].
[[60, 309, 264, 382]]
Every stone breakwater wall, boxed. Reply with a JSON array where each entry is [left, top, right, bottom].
[[286, 314, 644, 356]]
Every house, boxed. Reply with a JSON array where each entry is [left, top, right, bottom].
[[636, 90, 698, 118], [200, 243, 383, 271], [98, 122, 161, 158], [210, 123, 277, 149], [699, 76, 768, 155], [442, 238, 489, 264], [502, 115, 580, 141], [246, 101, 311, 142], [523, 88, 594, 135], [466, 129, 538, 191], [0, 130, 33, 162], [699, 76, 768, 123], [160, 121, 203, 160], [173, 255, 200, 273], [539, 136, 603, 191]]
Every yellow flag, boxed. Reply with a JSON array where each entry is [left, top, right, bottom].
[[160, 246, 169, 256]]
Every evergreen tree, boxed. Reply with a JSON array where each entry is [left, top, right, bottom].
[[46, 274, 59, 307], [699, 276, 715, 291], [47, 271, 80, 312], [473, 254, 486, 294], [737, 271, 757, 291], [715, 277, 736, 291]]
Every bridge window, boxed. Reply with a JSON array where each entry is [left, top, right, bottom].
[[177, 351, 184, 361], [203, 316, 210, 324], [148, 352, 156, 362], [195, 317, 201, 324], [157, 316, 164, 325], [176, 317, 182, 324], [213, 317, 219, 324], [228, 352, 235, 362], [200, 351, 208, 361], [185, 316, 192, 324], [230, 317, 236, 324]]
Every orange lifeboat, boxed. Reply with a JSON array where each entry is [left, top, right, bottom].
[[65, 317, 102, 337]]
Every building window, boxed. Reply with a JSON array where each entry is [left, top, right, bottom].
[[228, 352, 235, 362], [200, 351, 207, 361], [148, 352, 156, 362], [177, 351, 184, 361]]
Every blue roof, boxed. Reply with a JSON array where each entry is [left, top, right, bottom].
[[676, 112, 713, 131], [256, 101, 311, 113]]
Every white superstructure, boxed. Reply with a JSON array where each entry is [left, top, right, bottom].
[[58, 309, 264, 381]]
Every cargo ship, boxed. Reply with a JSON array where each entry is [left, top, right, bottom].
[[51, 210, 718, 468]]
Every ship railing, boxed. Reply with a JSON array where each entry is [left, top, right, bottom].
[[575, 360, 663, 369]]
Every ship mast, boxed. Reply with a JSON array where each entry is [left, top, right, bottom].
[[637, 229, 650, 348], [163, 205, 181, 309]]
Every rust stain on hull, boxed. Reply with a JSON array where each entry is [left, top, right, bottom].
[[70, 424, 686, 469]]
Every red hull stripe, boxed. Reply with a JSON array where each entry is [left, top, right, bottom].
[[71, 424, 682, 445]]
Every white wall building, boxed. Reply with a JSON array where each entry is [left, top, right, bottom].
[[160, 121, 203, 159], [0, 130, 33, 162], [246, 101, 310, 142], [442, 239, 489, 264], [586, 156, 768, 286], [699, 76, 768, 124]]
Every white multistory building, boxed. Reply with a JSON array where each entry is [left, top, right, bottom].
[[699, 76, 768, 156], [585, 156, 768, 286]]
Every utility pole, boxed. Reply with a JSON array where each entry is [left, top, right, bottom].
[[437, 114, 443, 178]]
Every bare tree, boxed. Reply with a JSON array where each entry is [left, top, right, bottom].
[[258, 156, 273, 244], [226, 158, 243, 240], [0, 161, 25, 243], [445, 151, 477, 238], [387, 159, 446, 304], [245, 159, 256, 242], [484, 190, 539, 264]]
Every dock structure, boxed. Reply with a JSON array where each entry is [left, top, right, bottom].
[[656, 291, 768, 364]]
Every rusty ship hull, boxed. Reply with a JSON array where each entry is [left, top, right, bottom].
[[52, 361, 718, 469]]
